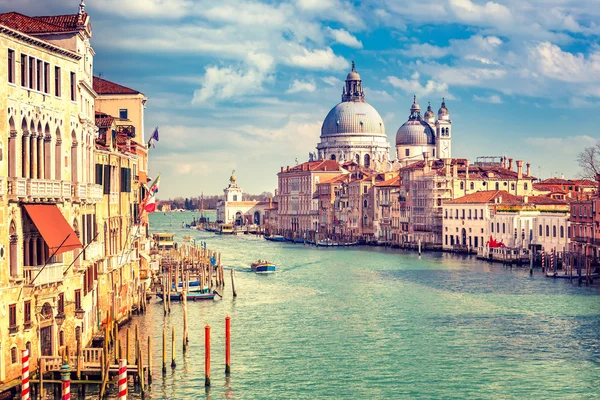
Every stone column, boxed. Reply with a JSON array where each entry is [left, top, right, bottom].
[[44, 137, 52, 179], [31, 235, 38, 267], [38, 135, 44, 180], [38, 236, 45, 265], [22, 131, 30, 178], [8, 130, 17, 177], [31, 133, 38, 180], [24, 236, 31, 267], [55, 141, 62, 180]]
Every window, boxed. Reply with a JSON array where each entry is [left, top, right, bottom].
[[560, 226, 564, 238], [480, 209, 483, 220], [21, 54, 27, 86], [553, 226, 557, 237], [54, 66, 61, 96], [496, 223, 499, 233], [524, 183, 528, 190], [28, 56, 35, 89], [539, 224, 543, 236], [511, 183, 515, 191], [491, 223, 494, 233], [363, 186, 367, 194], [119, 109, 128, 119], [502, 223, 505, 234], [9, 304, 17, 332], [363, 199, 368, 208], [36, 60, 42, 91], [405, 149, 409, 157], [74, 289, 81, 310], [7, 49, 15, 83], [468, 209, 472, 219], [495, 182, 499, 190], [24, 301, 31, 327], [444, 210, 448, 219], [58, 292, 65, 314], [461, 209, 465, 219], [233, 195, 237, 201], [470, 182, 474, 190], [460, 182, 464, 190], [546, 225, 550, 237], [11, 347, 17, 364], [44, 62, 50, 93], [59, 331, 65, 347], [70, 72, 76, 101]]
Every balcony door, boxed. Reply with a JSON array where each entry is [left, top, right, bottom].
[[40, 326, 53, 356]]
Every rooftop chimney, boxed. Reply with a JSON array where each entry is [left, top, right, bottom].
[[526, 162, 531, 177], [465, 160, 470, 181], [516, 160, 523, 179], [281, 166, 284, 173], [445, 159, 451, 178], [508, 158, 513, 171]]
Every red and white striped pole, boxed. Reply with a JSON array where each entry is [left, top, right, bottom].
[[541, 248, 545, 271], [21, 349, 29, 400], [551, 248, 555, 273], [60, 359, 71, 400], [118, 359, 127, 400]]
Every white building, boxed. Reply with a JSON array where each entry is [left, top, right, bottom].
[[316, 62, 391, 170], [216, 174, 269, 225], [395, 97, 452, 163]]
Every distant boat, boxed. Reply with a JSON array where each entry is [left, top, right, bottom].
[[251, 260, 276, 274], [157, 290, 216, 301], [264, 235, 287, 242], [317, 239, 340, 247]]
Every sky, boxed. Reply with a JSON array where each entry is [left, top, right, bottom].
[[3, 0, 600, 197]]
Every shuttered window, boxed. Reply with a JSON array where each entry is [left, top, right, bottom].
[[95, 164, 103, 185], [121, 168, 132, 192], [103, 165, 111, 194]]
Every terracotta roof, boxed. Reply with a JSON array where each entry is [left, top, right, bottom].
[[375, 176, 400, 187], [539, 178, 573, 185], [446, 190, 520, 204], [318, 174, 348, 185], [93, 76, 141, 95], [0, 12, 86, 34], [280, 160, 342, 174], [572, 179, 597, 187], [533, 184, 568, 194], [95, 112, 114, 128]]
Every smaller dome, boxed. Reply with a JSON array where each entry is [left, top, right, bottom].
[[438, 98, 449, 116], [424, 102, 435, 120], [410, 95, 420, 112], [396, 120, 435, 146], [346, 70, 360, 81]]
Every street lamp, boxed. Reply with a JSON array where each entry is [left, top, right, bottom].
[[55, 312, 65, 328]]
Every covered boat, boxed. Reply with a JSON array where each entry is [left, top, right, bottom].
[[251, 260, 276, 274]]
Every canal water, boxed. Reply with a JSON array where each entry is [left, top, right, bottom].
[[125, 212, 599, 399]]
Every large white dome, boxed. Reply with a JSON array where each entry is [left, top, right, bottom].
[[321, 101, 386, 137]]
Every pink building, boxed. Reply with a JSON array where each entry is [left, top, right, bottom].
[[569, 174, 600, 263]]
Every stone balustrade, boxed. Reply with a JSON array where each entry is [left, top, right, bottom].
[[24, 262, 64, 287]]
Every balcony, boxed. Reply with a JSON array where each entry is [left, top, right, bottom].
[[29, 179, 62, 200], [8, 177, 27, 200], [24, 262, 64, 287], [61, 181, 72, 198], [73, 183, 103, 203]]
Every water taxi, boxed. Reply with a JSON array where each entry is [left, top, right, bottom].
[[219, 224, 234, 235], [251, 260, 276, 274], [157, 290, 216, 301], [153, 233, 175, 250]]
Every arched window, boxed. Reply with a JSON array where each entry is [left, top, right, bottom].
[[7, 116, 17, 178], [445, 210, 448, 218], [491, 223, 494, 233], [363, 214, 368, 226], [364, 154, 370, 168], [539, 224, 542, 236], [552, 226, 557, 237], [21, 118, 29, 178], [460, 182, 464, 190], [502, 223, 505, 234], [495, 182, 499, 190], [560, 226, 564, 238], [470, 182, 474, 190], [496, 223, 499, 233], [363, 199, 368, 208], [9, 220, 18, 277], [330, 154, 336, 161], [44, 123, 51, 179], [355, 154, 360, 164], [546, 225, 550, 237]]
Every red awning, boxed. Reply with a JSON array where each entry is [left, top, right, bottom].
[[23, 205, 82, 255]]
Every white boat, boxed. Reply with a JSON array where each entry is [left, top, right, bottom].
[[317, 238, 340, 247]]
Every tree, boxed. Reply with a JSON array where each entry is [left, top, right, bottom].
[[577, 140, 600, 180], [184, 198, 190, 210]]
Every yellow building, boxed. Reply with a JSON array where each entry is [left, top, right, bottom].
[[0, 4, 101, 386]]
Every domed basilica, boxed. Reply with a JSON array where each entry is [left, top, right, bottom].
[[315, 63, 453, 169]]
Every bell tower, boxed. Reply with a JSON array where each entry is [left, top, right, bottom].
[[435, 98, 452, 159]]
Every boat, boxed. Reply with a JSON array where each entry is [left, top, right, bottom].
[[218, 224, 234, 235], [156, 290, 216, 301], [316, 238, 340, 247], [153, 233, 175, 250], [251, 260, 276, 274], [264, 235, 287, 242], [343, 241, 359, 247]]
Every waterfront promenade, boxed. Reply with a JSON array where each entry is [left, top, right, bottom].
[[128, 212, 600, 399]]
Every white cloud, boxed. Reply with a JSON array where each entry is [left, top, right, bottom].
[[530, 42, 600, 83], [401, 43, 450, 59], [386, 72, 453, 99], [473, 94, 503, 104], [286, 47, 349, 71], [327, 28, 363, 48], [448, 0, 512, 25], [322, 76, 342, 86], [286, 80, 317, 93]]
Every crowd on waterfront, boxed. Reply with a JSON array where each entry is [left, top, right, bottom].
[[0, 3, 157, 395]]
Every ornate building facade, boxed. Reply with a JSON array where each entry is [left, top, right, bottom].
[[316, 63, 391, 170]]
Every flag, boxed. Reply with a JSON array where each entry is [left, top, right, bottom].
[[149, 175, 160, 196], [147, 126, 159, 148], [144, 196, 157, 212]]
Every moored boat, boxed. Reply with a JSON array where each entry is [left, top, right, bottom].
[[251, 260, 276, 274], [317, 238, 340, 247], [264, 235, 287, 242], [156, 290, 216, 301]]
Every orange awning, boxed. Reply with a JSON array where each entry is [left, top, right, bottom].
[[23, 205, 82, 255]]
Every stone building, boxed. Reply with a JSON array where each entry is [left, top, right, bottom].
[[0, 3, 101, 383], [215, 174, 270, 226], [569, 175, 600, 263], [316, 63, 391, 169]]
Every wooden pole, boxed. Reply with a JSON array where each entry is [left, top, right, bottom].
[[162, 279, 167, 316], [231, 269, 237, 297], [204, 324, 210, 387], [147, 336, 153, 384], [162, 327, 167, 374], [171, 325, 176, 368], [76, 337, 81, 380], [39, 358, 44, 398], [135, 324, 139, 366], [137, 339, 145, 392], [225, 316, 231, 374], [183, 273, 188, 353]]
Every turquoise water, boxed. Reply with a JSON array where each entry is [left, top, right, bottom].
[[132, 212, 599, 399]]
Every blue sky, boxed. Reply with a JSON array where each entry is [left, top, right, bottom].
[[5, 0, 600, 197]]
